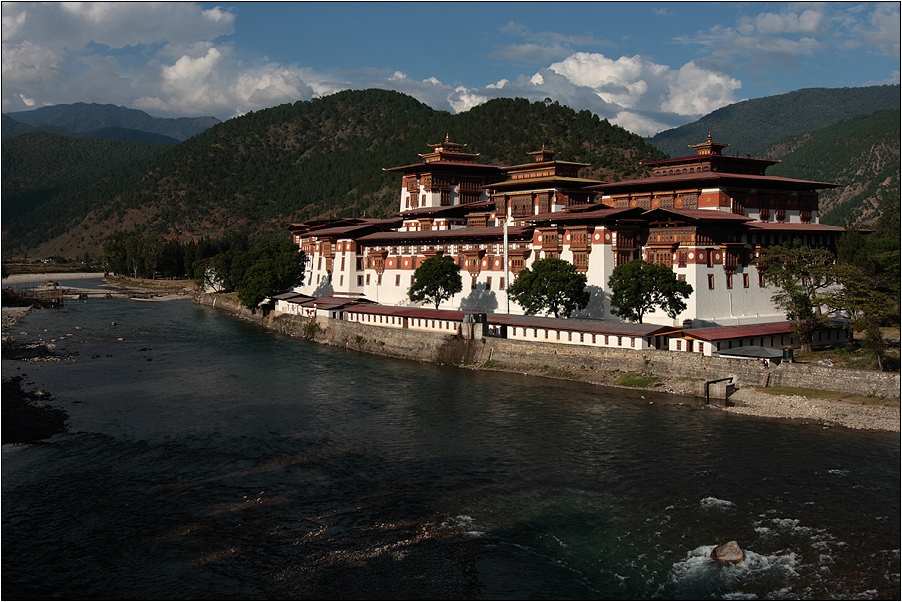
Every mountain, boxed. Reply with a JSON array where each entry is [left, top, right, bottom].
[[2, 115, 180, 145], [1, 114, 72, 138], [5, 103, 220, 141], [2, 132, 173, 252], [648, 85, 900, 158], [1, 90, 664, 259], [756, 109, 900, 226]]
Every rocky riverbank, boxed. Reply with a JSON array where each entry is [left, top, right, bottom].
[[725, 386, 900, 432]]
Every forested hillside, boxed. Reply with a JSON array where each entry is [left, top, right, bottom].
[[2, 133, 173, 252], [756, 110, 900, 226], [648, 85, 900, 158], [2, 90, 664, 259]]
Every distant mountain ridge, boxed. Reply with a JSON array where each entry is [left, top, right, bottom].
[[2, 87, 899, 260], [1, 115, 180, 145], [4, 102, 220, 141], [760, 109, 900, 226], [2, 90, 663, 258], [648, 85, 900, 158]]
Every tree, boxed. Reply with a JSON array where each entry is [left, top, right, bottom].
[[235, 240, 307, 310], [408, 254, 462, 309], [607, 259, 693, 324], [833, 219, 901, 370], [507, 257, 590, 318], [755, 241, 839, 353]]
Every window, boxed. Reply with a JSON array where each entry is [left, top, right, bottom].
[[726, 274, 733, 289], [366, 274, 371, 285], [358, 275, 364, 286], [395, 274, 401, 286], [486, 277, 492, 290], [617, 336, 623, 346], [743, 274, 750, 288], [759, 272, 766, 287], [708, 274, 715, 289], [499, 277, 505, 289], [676, 340, 682, 350], [706, 251, 714, 268], [630, 338, 635, 348]]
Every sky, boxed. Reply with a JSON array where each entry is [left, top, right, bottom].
[[2, 1, 899, 136]]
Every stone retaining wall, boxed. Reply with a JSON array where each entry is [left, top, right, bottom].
[[193, 294, 900, 400]]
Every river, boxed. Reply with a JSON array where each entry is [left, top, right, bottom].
[[3, 285, 899, 599]]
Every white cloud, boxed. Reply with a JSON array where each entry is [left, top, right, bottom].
[[679, 2, 899, 74], [448, 87, 487, 113]]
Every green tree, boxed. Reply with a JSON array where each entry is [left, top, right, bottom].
[[755, 241, 839, 353], [408, 254, 462, 309], [834, 219, 901, 370], [607, 259, 693, 324], [507, 257, 590, 318], [235, 241, 307, 310]]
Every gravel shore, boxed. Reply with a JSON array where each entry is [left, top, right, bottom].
[[725, 386, 900, 432], [2, 272, 105, 285]]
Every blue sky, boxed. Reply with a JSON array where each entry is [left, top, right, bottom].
[[2, 2, 899, 136]]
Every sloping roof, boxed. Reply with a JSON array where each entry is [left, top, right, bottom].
[[341, 303, 670, 336], [526, 206, 644, 223], [397, 201, 494, 218], [588, 171, 838, 192], [643, 207, 754, 223], [384, 160, 504, 172], [357, 224, 533, 244], [273, 292, 313, 302], [746, 222, 846, 232], [683, 322, 795, 341], [488, 314, 672, 336], [299, 295, 376, 310], [718, 345, 785, 359]]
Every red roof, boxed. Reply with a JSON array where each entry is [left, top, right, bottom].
[[358, 225, 532, 243], [644, 207, 753, 222], [527, 206, 643, 222], [589, 170, 837, 192], [746, 222, 846, 232], [384, 160, 504, 172], [343, 303, 670, 336]]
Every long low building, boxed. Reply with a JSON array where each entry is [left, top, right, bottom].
[[274, 294, 848, 357], [288, 134, 846, 332]]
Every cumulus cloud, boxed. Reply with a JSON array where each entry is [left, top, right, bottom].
[[1, 1, 897, 137], [1, 2, 341, 117]]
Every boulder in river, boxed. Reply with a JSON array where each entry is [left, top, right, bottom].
[[711, 540, 745, 564]]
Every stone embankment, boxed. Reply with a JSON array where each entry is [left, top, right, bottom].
[[192, 293, 900, 432]]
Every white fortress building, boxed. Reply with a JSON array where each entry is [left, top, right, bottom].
[[288, 134, 844, 331]]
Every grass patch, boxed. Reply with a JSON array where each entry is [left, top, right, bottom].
[[542, 366, 577, 379], [752, 385, 898, 407], [482, 359, 499, 369], [106, 275, 195, 292], [617, 372, 658, 388], [794, 339, 900, 372]]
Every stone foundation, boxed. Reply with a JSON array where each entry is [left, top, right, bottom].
[[194, 294, 900, 400]]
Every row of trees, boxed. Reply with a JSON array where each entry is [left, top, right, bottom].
[[102, 232, 307, 310], [406, 223, 900, 370], [406, 255, 693, 321]]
